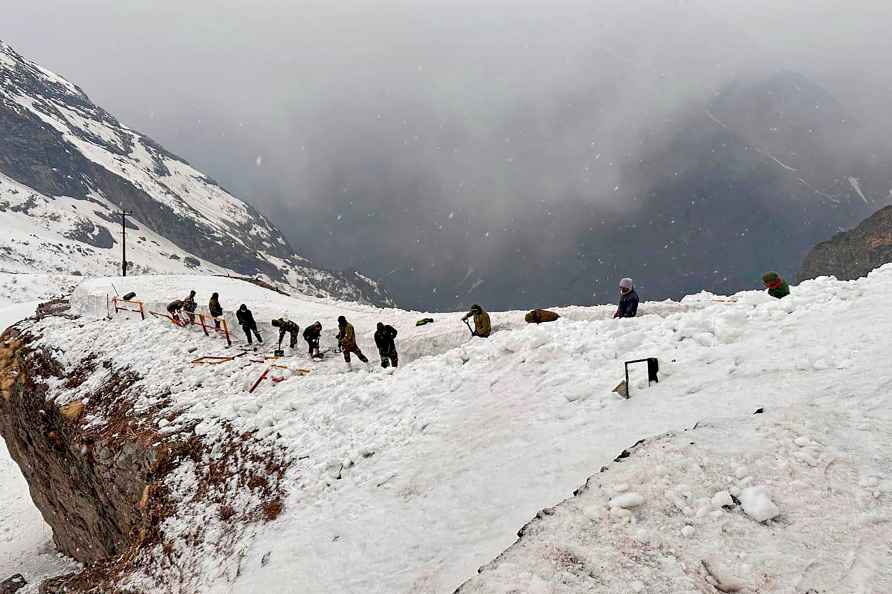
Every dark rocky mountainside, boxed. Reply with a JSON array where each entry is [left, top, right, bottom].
[[0, 41, 393, 306], [552, 70, 892, 304], [798, 205, 892, 282], [336, 69, 892, 309]]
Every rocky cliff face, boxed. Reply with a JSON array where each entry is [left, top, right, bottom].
[[798, 206, 892, 282], [0, 41, 393, 307], [0, 323, 153, 571], [0, 304, 289, 593]]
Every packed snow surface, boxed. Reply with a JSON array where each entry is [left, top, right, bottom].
[[4, 266, 892, 592]]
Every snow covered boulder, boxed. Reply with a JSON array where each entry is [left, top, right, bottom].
[[739, 486, 780, 523]]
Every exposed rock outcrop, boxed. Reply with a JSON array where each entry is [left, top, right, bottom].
[[0, 330, 150, 563], [0, 306, 290, 593], [798, 205, 892, 282]]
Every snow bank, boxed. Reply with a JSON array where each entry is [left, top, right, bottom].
[[458, 397, 892, 593], [5, 265, 892, 592]]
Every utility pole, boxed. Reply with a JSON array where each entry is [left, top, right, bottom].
[[118, 210, 132, 277]]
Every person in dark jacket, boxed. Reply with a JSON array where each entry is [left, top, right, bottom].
[[182, 290, 197, 324], [762, 272, 790, 299], [303, 321, 323, 358], [337, 315, 368, 365], [166, 299, 185, 325], [236, 304, 263, 345], [271, 315, 300, 349], [614, 278, 639, 319], [374, 322, 399, 368], [208, 292, 223, 329], [462, 304, 492, 337]]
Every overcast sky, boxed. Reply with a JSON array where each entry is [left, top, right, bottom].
[[5, 1, 892, 307]]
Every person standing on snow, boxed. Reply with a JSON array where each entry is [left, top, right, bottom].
[[462, 304, 492, 337], [236, 304, 263, 346], [182, 290, 198, 324], [762, 272, 790, 299], [208, 292, 223, 329], [614, 278, 639, 318], [271, 314, 300, 349], [374, 322, 399, 368], [337, 315, 368, 365], [303, 321, 323, 358]]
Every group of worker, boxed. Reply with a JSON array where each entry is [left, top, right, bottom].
[[461, 271, 788, 331], [162, 271, 788, 370], [166, 292, 400, 369]]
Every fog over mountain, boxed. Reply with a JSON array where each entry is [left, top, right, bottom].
[[7, 0, 892, 309]]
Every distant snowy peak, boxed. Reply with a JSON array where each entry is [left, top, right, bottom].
[[0, 40, 393, 306]]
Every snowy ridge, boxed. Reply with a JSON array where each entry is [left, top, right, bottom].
[[0, 41, 393, 306], [4, 266, 892, 592]]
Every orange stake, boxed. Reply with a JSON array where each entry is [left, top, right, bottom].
[[249, 367, 271, 393], [197, 313, 209, 336]]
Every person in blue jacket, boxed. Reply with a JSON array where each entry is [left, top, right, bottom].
[[614, 277, 639, 318]]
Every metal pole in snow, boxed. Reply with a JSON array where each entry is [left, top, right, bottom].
[[119, 210, 132, 277]]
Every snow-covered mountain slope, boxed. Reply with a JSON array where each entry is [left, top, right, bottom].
[[0, 41, 392, 306], [0, 271, 79, 304], [4, 267, 892, 593]]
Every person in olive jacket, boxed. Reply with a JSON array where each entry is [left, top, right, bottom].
[[374, 322, 399, 368], [337, 316, 368, 365], [614, 278, 639, 319], [208, 292, 223, 329], [762, 272, 790, 299], [462, 304, 492, 337]]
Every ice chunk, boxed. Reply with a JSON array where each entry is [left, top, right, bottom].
[[711, 490, 734, 508], [609, 492, 645, 509], [740, 486, 779, 522]]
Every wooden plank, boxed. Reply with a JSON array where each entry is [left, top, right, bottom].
[[191, 356, 235, 365]]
